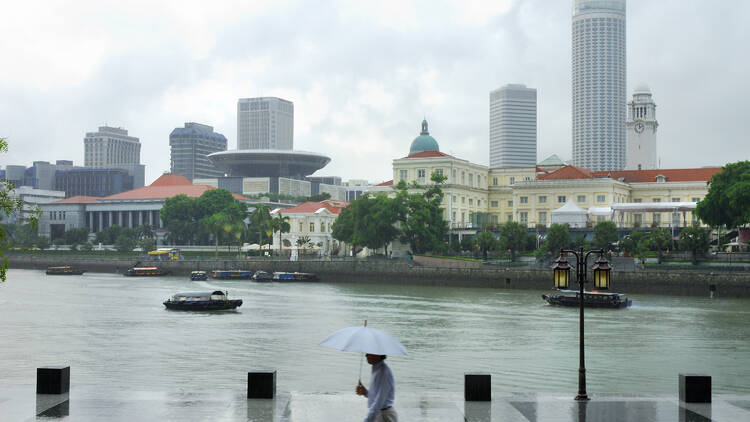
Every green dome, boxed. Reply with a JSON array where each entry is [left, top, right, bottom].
[[409, 119, 439, 155]]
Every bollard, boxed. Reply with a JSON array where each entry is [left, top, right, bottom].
[[37, 366, 70, 394], [465, 373, 491, 401], [679, 373, 711, 403], [248, 370, 276, 399]]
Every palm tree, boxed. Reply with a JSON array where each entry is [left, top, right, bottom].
[[250, 203, 272, 252], [204, 212, 231, 258], [271, 213, 291, 256], [296, 235, 311, 256]]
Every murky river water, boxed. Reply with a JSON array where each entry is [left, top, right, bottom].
[[1, 269, 748, 395]]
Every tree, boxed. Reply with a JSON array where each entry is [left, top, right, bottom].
[[695, 160, 750, 229], [679, 225, 710, 265], [475, 231, 497, 260], [296, 235, 312, 255], [620, 231, 649, 264], [593, 221, 618, 250], [396, 172, 448, 254], [114, 235, 136, 252], [544, 223, 572, 255], [160, 194, 199, 244], [203, 212, 232, 257], [137, 237, 157, 253], [248, 203, 272, 248], [498, 221, 527, 261], [647, 228, 672, 264], [271, 213, 291, 255]]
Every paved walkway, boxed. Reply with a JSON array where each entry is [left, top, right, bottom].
[[2, 385, 750, 421]]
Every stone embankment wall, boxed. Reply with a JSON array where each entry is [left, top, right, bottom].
[[9, 255, 750, 298]]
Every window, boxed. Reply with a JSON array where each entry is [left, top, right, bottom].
[[469, 198, 473, 205], [299, 222, 304, 232], [452, 195, 457, 203], [557, 195, 566, 203], [520, 196, 528, 204], [596, 194, 606, 203], [490, 200, 499, 208], [538, 211, 547, 225], [633, 214, 642, 225], [691, 197, 701, 202], [469, 174, 474, 187], [477, 200, 481, 207], [633, 198, 642, 203], [524, 176, 531, 181], [399, 170, 408, 181], [492, 177, 498, 186], [538, 196, 547, 203], [461, 212, 465, 223], [509, 176, 515, 185], [653, 213, 661, 225], [477, 175, 482, 186], [520, 212, 528, 224], [320, 222, 325, 232], [671, 197, 680, 202], [452, 211, 456, 221], [310, 222, 315, 232], [508, 200, 513, 207], [577, 195, 586, 203], [417, 169, 426, 180], [452, 169, 457, 181], [506, 214, 513, 222], [435, 168, 443, 177], [652, 198, 661, 203], [462, 197, 466, 204], [461, 172, 465, 184]]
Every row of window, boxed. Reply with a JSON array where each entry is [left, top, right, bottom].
[[297, 221, 331, 233], [49, 211, 66, 220]]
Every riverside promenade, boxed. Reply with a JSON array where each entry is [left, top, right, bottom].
[[4, 385, 750, 421]]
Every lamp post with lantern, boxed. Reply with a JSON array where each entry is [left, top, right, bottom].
[[550, 247, 612, 401]]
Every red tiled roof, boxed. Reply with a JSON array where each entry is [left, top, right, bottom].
[[53, 195, 101, 204], [402, 150, 453, 159], [279, 201, 348, 215], [103, 185, 216, 200], [537, 165, 721, 183], [376, 180, 394, 186], [149, 173, 192, 186]]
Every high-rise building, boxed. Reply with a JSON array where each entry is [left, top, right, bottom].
[[237, 97, 294, 150], [84, 126, 141, 167], [489, 84, 537, 168], [571, 0, 627, 171], [169, 123, 228, 181], [625, 85, 658, 170]]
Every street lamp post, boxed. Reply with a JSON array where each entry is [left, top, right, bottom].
[[550, 247, 611, 401]]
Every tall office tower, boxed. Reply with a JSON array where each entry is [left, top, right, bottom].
[[625, 85, 658, 170], [237, 97, 294, 150], [571, 0, 627, 171], [489, 84, 537, 168], [84, 126, 141, 167], [169, 123, 228, 181]]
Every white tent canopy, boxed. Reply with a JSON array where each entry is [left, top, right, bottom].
[[551, 201, 588, 228], [587, 207, 612, 216], [610, 202, 697, 213]]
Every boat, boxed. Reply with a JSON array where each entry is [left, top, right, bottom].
[[123, 266, 169, 276], [46, 265, 86, 275], [273, 272, 319, 282], [252, 270, 273, 281], [542, 290, 632, 309], [210, 270, 254, 279], [163, 290, 242, 311], [190, 271, 208, 281]]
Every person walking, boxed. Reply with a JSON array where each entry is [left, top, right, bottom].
[[355, 353, 398, 422]]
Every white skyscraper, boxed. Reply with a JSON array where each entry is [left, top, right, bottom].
[[489, 84, 537, 168], [84, 126, 141, 167], [236, 97, 294, 150], [572, 0, 627, 171], [625, 85, 658, 170]]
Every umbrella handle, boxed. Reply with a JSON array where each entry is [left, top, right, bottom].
[[358, 353, 364, 382]]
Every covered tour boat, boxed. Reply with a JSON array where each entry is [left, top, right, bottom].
[[542, 290, 632, 309], [123, 266, 169, 277], [211, 270, 254, 279], [273, 272, 319, 282], [163, 290, 243, 311], [190, 271, 208, 281], [252, 270, 273, 281], [46, 266, 86, 275]]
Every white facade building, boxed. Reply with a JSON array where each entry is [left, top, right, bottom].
[[489, 84, 537, 168], [84, 126, 141, 167], [237, 97, 294, 150], [625, 85, 658, 170], [571, 0, 627, 171]]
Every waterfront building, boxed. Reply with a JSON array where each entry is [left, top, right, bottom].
[[169, 123, 228, 181], [271, 200, 348, 256], [572, 0, 627, 171], [489, 84, 537, 168], [3, 186, 65, 225], [625, 85, 658, 170], [83, 126, 145, 188], [54, 168, 133, 198], [237, 97, 294, 150]]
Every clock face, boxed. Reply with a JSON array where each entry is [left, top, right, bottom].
[[635, 122, 645, 133]]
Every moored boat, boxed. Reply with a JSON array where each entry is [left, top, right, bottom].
[[123, 266, 169, 276], [542, 290, 632, 309], [252, 270, 273, 281], [273, 272, 319, 282], [190, 271, 208, 281], [163, 290, 242, 311], [46, 266, 86, 275], [211, 270, 254, 279]]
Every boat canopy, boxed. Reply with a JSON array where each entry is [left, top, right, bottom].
[[172, 291, 226, 298]]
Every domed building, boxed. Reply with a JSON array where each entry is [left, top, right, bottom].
[[409, 120, 440, 156]]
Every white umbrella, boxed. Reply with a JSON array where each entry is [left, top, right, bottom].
[[320, 321, 406, 381]]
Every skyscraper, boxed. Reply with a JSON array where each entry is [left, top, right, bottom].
[[572, 0, 626, 171], [489, 84, 537, 168], [236, 97, 294, 150], [169, 122, 228, 181], [84, 126, 141, 167]]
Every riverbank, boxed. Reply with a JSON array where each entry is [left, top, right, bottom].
[[8, 253, 750, 297]]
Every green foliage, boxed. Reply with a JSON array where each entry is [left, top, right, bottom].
[[160, 190, 247, 246], [332, 193, 400, 255], [36, 236, 50, 250], [498, 221, 528, 261], [137, 237, 157, 253], [80, 242, 93, 252], [160, 194, 199, 244], [396, 172, 448, 254], [544, 223, 571, 255], [647, 228, 672, 264], [247, 203, 272, 248], [678, 225, 710, 265], [475, 231, 497, 260], [64, 227, 89, 244], [114, 235, 136, 252], [271, 213, 291, 254], [619, 231, 649, 264], [459, 235, 475, 252], [695, 160, 750, 228], [593, 221, 618, 250]]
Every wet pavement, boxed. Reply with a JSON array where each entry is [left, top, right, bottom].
[[3, 385, 750, 421]]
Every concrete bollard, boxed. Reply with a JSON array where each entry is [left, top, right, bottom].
[[465, 373, 491, 401], [248, 370, 276, 399], [37, 366, 70, 394], [679, 373, 711, 403]]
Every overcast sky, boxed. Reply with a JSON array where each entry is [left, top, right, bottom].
[[1, 0, 748, 185]]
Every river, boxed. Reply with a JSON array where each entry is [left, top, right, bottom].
[[1, 269, 748, 395]]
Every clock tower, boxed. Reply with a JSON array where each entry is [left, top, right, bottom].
[[625, 84, 658, 170]]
